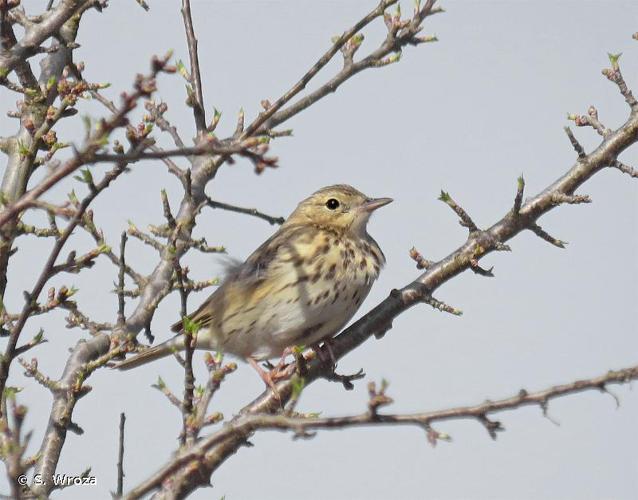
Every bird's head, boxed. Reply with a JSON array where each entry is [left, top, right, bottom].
[[286, 184, 392, 235]]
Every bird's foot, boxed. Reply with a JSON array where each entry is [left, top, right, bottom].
[[324, 368, 366, 391], [312, 338, 337, 371], [312, 339, 364, 390], [249, 350, 297, 402], [248, 357, 282, 401]]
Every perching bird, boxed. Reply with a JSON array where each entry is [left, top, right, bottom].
[[117, 184, 391, 388]]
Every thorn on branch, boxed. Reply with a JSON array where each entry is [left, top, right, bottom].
[[563, 126, 586, 159], [477, 414, 504, 440], [67, 421, 84, 435], [160, 190, 176, 229], [469, 258, 494, 277], [528, 222, 567, 249], [438, 191, 478, 232], [540, 400, 561, 426]]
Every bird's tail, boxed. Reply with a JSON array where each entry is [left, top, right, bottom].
[[114, 335, 186, 371]]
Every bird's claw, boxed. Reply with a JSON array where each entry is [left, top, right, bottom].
[[324, 368, 365, 391]]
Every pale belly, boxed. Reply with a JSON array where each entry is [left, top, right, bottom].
[[219, 277, 373, 360]]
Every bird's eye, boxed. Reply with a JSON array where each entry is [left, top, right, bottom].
[[325, 198, 340, 210]]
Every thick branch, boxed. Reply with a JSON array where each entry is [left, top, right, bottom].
[[0, 0, 94, 77]]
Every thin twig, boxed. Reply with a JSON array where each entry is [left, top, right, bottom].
[[206, 197, 285, 225], [116, 412, 126, 497], [181, 0, 206, 132], [117, 233, 127, 325]]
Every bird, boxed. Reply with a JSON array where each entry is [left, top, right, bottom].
[[116, 184, 392, 391]]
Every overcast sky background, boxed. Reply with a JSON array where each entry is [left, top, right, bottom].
[[1, 1, 637, 499]]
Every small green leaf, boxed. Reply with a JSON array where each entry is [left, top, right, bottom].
[[438, 190, 451, 202], [33, 329, 44, 344], [182, 316, 201, 335], [607, 52, 622, 70], [3, 386, 22, 400], [176, 60, 190, 80], [81, 169, 93, 184]]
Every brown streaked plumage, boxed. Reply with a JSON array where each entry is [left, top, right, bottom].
[[116, 185, 392, 384]]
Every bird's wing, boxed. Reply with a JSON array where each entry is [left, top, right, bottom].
[[170, 226, 302, 334]]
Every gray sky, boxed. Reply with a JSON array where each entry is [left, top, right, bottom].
[[1, 1, 637, 499]]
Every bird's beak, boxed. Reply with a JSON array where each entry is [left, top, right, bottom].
[[361, 197, 393, 212]]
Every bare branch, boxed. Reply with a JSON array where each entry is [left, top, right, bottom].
[[529, 222, 566, 248], [438, 190, 478, 232], [612, 160, 638, 178], [117, 232, 127, 326], [127, 365, 638, 498], [0, 0, 94, 77], [181, 0, 206, 132], [563, 126, 586, 158], [206, 197, 285, 226], [408, 246, 432, 269], [254, 0, 440, 133], [0, 163, 128, 400], [0, 54, 175, 228], [241, 0, 404, 137], [602, 52, 637, 109], [116, 413, 126, 497]]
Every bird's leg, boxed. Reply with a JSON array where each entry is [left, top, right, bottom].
[[313, 339, 365, 390], [312, 338, 337, 370], [270, 347, 296, 380], [247, 357, 281, 400]]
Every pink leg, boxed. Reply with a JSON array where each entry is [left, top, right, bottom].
[[247, 357, 281, 400]]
